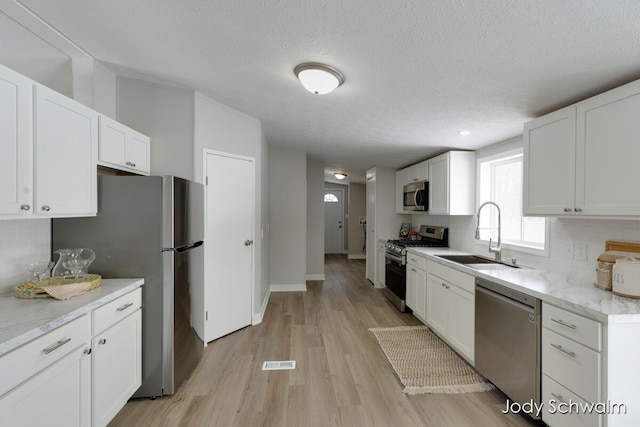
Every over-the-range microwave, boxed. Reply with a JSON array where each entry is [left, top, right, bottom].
[[403, 180, 429, 211]]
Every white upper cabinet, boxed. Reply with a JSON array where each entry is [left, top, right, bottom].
[[98, 115, 150, 175], [0, 65, 101, 219], [524, 79, 640, 217], [0, 65, 32, 216], [523, 106, 577, 216], [34, 84, 98, 217], [428, 151, 475, 215]]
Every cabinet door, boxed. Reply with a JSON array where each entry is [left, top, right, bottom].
[[428, 153, 449, 215], [447, 284, 474, 363], [0, 345, 91, 427], [413, 267, 427, 322], [0, 65, 32, 216], [577, 81, 640, 216], [126, 131, 150, 174], [406, 266, 418, 312], [426, 273, 448, 336], [92, 309, 142, 427], [523, 106, 577, 216], [33, 85, 98, 217]]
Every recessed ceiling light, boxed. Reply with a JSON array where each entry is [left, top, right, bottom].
[[334, 172, 347, 180], [294, 63, 345, 95], [459, 130, 471, 136]]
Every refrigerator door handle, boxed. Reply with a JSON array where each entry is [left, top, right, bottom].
[[163, 240, 204, 253]]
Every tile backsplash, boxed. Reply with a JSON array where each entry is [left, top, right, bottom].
[[0, 219, 51, 295], [415, 215, 640, 283]]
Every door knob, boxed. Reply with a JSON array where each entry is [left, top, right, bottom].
[[244, 240, 254, 246]]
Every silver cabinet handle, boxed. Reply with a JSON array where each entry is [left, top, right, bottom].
[[117, 302, 134, 312], [83, 348, 92, 355], [244, 240, 254, 246], [41, 205, 51, 212], [99, 338, 107, 345], [20, 204, 30, 211], [410, 268, 417, 272], [563, 207, 572, 212], [550, 343, 576, 357], [574, 207, 582, 212], [125, 161, 137, 167], [551, 392, 567, 404], [43, 337, 71, 354], [551, 318, 577, 329]]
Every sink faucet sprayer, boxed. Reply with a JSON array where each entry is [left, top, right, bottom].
[[475, 201, 502, 262]]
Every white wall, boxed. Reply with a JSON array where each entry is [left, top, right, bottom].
[[269, 146, 307, 290], [0, 220, 51, 295], [193, 92, 268, 318], [93, 62, 117, 119], [306, 159, 325, 279], [117, 77, 195, 180]]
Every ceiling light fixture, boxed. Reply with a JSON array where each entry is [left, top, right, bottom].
[[294, 63, 345, 95], [334, 172, 347, 180], [459, 130, 471, 136]]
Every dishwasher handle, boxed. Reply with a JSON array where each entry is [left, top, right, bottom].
[[476, 284, 536, 316]]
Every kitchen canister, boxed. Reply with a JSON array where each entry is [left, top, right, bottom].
[[612, 256, 640, 298]]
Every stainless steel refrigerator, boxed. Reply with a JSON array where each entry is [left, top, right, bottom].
[[52, 175, 204, 398]]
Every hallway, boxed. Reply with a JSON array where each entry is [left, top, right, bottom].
[[110, 255, 537, 426]]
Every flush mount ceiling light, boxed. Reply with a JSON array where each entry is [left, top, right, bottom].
[[459, 130, 471, 136], [294, 63, 345, 95], [334, 172, 347, 180]]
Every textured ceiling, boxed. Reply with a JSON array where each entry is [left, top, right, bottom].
[[14, 0, 640, 183]]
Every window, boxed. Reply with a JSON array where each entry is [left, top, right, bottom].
[[324, 193, 339, 202], [478, 148, 547, 255]]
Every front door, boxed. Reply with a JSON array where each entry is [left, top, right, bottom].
[[204, 151, 254, 342], [324, 188, 344, 254]]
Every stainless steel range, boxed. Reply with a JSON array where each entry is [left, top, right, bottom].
[[383, 225, 448, 312]]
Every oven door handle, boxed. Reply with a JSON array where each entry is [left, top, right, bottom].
[[385, 252, 405, 265]]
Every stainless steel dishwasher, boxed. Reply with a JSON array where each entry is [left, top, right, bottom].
[[475, 277, 541, 414]]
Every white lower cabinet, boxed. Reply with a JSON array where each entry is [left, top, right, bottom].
[[406, 253, 427, 322], [425, 261, 474, 363], [92, 307, 142, 427], [541, 302, 602, 427], [0, 287, 142, 427]]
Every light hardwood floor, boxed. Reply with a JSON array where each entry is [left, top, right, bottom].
[[110, 255, 539, 427]]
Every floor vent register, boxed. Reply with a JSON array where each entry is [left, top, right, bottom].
[[262, 361, 296, 371]]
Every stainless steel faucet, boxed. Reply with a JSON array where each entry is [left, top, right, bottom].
[[475, 201, 502, 262]]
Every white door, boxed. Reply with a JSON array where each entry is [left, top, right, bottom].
[[205, 151, 254, 342], [324, 188, 344, 254]]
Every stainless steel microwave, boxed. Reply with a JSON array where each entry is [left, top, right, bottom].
[[403, 181, 429, 211]]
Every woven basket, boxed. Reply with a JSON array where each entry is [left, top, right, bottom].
[[15, 274, 102, 299]]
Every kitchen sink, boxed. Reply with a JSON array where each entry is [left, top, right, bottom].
[[436, 254, 522, 269]]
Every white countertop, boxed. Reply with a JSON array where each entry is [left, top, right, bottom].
[[0, 278, 144, 356], [407, 247, 640, 323]]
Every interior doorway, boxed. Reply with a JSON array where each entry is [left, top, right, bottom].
[[324, 188, 344, 254]]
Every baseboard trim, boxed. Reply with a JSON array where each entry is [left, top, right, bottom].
[[252, 288, 271, 325], [270, 284, 307, 292], [347, 254, 366, 260], [305, 274, 325, 281]]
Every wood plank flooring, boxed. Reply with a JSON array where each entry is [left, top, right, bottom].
[[110, 255, 539, 427]]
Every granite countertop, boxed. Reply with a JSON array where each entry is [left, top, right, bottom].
[[0, 278, 144, 356], [407, 247, 640, 323]]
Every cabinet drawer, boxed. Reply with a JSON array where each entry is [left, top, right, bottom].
[[92, 287, 142, 335], [542, 374, 601, 427], [428, 260, 475, 293], [0, 315, 90, 396], [543, 303, 601, 351], [542, 328, 600, 403], [407, 253, 427, 270]]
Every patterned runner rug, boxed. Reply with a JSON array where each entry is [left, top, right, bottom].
[[369, 326, 495, 395]]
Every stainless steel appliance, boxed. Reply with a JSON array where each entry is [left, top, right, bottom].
[[475, 277, 541, 418], [402, 180, 429, 211], [52, 175, 204, 398], [384, 225, 448, 312]]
